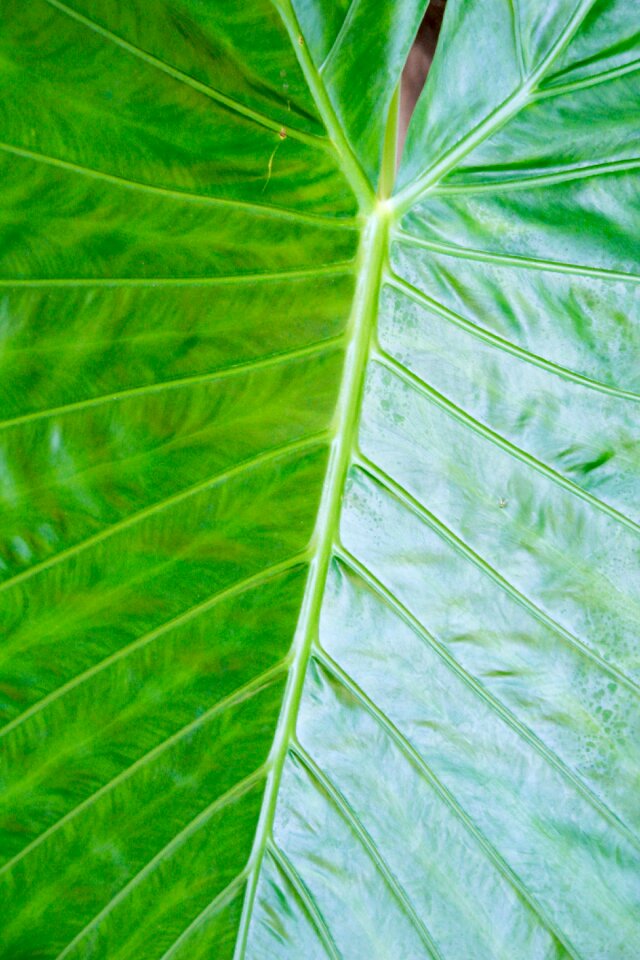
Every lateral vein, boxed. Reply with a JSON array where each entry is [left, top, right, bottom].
[[291, 741, 444, 960], [0, 336, 344, 433], [0, 664, 286, 877], [432, 157, 640, 195], [0, 433, 327, 595], [0, 139, 354, 226], [356, 455, 640, 700], [157, 872, 249, 960], [375, 349, 640, 535], [387, 271, 640, 401], [268, 842, 341, 960], [0, 554, 309, 740], [41, 0, 328, 150], [533, 58, 640, 100], [0, 263, 356, 288], [334, 546, 640, 855], [393, 231, 640, 285], [315, 649, 582, 960], [52, 768, 266, 960]]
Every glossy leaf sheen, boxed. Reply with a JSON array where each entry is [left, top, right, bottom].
[[1, 0, 639, 957]]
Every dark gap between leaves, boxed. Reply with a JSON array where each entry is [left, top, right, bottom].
[[397, 0, 448, 165]]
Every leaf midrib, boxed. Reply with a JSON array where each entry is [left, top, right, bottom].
[[234, 210, 391, 956], [232, 2, 390, 949]]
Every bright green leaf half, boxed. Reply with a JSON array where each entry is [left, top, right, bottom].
[[1, 0, 639, 957]]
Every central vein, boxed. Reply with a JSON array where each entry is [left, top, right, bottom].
[[235, 206, 391, 956], [234, 1, 400, 950]]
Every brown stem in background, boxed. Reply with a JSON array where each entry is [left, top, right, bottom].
[[397, 0, 447, 164]]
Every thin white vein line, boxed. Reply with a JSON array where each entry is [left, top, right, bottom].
[[319, 0, 359, 74], [432, 157, 640, 195], [393, 229, 640, 285], [0, 553, 308, 740], [157, 871, 248, 960], [3, 398, 230, 510], [0, 139, 356, 228], [0, 662, 286, 877], [334, 546, 640, 855], [313, 650, 581, 960], [392, 0, 600, 213], [374, 350, 640, 536], [2, 326, 229, 357], [41, 0, 328, 151], [0, 336, 344, 433], [0, 262, 355, 289], [267, 842, 341, 960], [533, 57, 640, 100], [0, 432, 327, 595], [290, 742, 445, 960], [355, 455, 640, 699], [387, 271, 640, 401], [53, 767, 266, 960]]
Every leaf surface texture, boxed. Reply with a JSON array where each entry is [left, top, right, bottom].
[[0, 0, 639, 957]]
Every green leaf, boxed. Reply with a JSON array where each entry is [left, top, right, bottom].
[[1, 0, 639, 957]]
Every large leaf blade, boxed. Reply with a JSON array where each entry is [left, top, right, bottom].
[[1, 0, 639, 957]]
